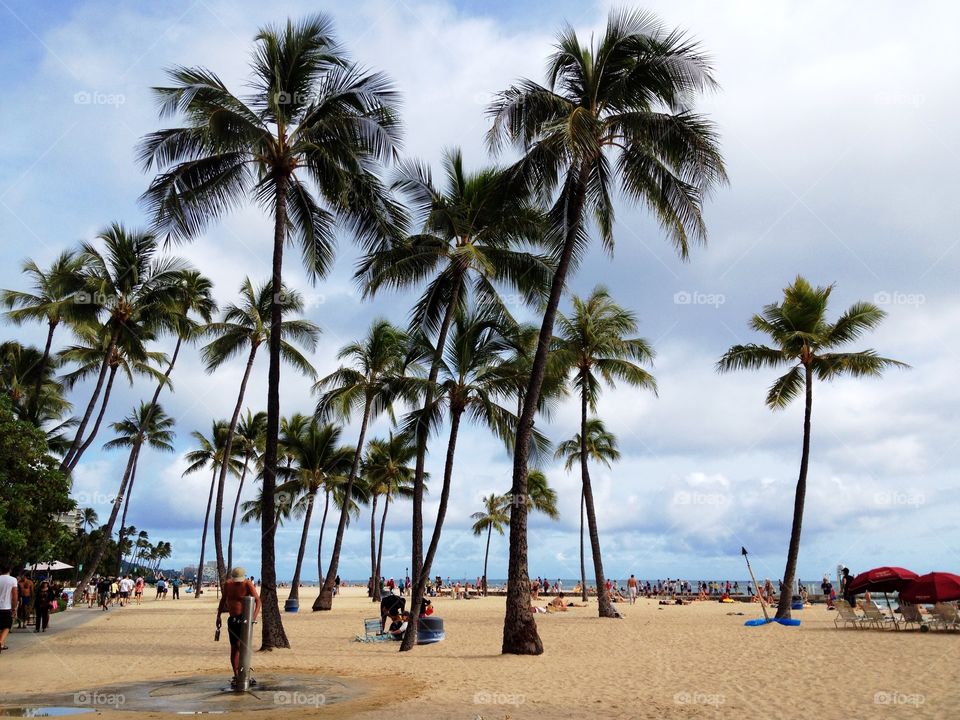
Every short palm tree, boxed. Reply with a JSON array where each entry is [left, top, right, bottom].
[[313, 318, 409, 610], [717, 276, 907, 619], [553, 287, 656, 617], [80, 507, 99, 533], [61, 224, 186, 473], [202, 279, 319, 582], [363, 432, 418, 602], [227, 410, 266, 571], [487, 9, 726, 653], [472, 494, 510, 596], [277, 420, 353, 604], [555, 419, 620, 602], [1, 250, 93, 421], [138, 15, 402, 650], [358, 148, 552, 630], [72, 402, 174, 581], [183, 421, 242, 596], [0, 341, 71, 427]]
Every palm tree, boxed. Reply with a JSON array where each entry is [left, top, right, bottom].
[[717, 276, 906, 619], [487, 9, 726, 653], [472, 494, 509, 596], [75, 402, 175, 585], [138, 14, 402, 650], [312, 319, 409, 610], [555, 419, 620, 603], [553, 287, 656, 617], [61, 224, 186, 473], [80, 507, 99, 533], [183, 421, 241, 596], [276, 420, 353, 604], [0, 341, 71, 428], [1, 250, 93, 421], [357, 148, 552, 632], [227, 410, 266, 571], [202, 279, 319, 582], [398, 311, 525, 650], [363, 432, 418, 602]]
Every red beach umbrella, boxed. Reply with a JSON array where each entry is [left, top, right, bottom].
[[847, 566, 919, 594], [899, 572, 960, 604]]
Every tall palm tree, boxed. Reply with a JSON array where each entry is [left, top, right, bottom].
[[183, 421, 241, 596], [227, 410, 266, 571], [398, 312, 527, 650], [61, 224, 186, 473], [138, 14, 402, 650], [74, 402, 175, 584], [553, 287, 656, 617], [312, 319, 409, 610], [717, 276, 906, 619], [487, 9, 726, 653], [472, 494, 509, 596], [202, 279, 319, 582], [555, 419, 620, 603], [363, 432, 418, 602], [358, 148, 552, 633], [1, 250, 93, 421], [277, 420, 353, 604]]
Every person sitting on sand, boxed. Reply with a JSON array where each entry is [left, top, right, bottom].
[[546, 593, 568, 612], [216, 567, 261, 689], [387, 610, 410, 638]]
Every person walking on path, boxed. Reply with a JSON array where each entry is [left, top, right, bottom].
[[34, 581, 54, 632], [0, 563, 19, 653]]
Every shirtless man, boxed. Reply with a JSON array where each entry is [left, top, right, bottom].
[[216, 567, 261, 687], [17, 573, 33, 628], [627, 575, 638, 605]]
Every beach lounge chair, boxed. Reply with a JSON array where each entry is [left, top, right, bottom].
[[355, 617, 392, 643], [860, 602, 897, 630], [833, 599, 865, 629], [930, 603, 960, 631], [897, 603, 931, 631]]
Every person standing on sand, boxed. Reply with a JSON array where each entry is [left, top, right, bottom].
[[172, 576, 181, 600], [627, 575, 638, 604], [0, 563, 18, 653], [217, 567, 261, 688]]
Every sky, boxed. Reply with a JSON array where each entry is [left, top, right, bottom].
[[1, 0, 958, 586]]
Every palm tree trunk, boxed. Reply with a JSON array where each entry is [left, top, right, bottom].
[[483, 523, 493, 597], [369, 494, 380, 602], [776, 365, 813, 620], [504, 164, 590, 655], [258, 171, 290, 651], [115, 443, 142, 573], [287, 490, 316, 602], [29, 320, 57, 423], [227, 456, 250, 572], [66, 362, 120, 472], [195, 464, 217, 597], [214, 345, 258, 583], [375, 499, 389, 598], [315, 489, 331, 591], [315, 397, 372, 611], [401, 407, 463, 651], [580, 490, 587, 602], [580, 387, 615, 618], [70, 440, 139, 601], [404, 277, 460, 648], [62, 329, 118, 470]]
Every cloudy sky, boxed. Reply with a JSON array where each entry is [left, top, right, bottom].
[[1, 0, 957, 586]]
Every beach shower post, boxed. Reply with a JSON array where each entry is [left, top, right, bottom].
[[236, 595, 256, 692]]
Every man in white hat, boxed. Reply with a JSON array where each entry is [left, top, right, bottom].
[[217, 567, 260, 687]]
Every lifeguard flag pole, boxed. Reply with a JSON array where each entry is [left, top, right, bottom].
[[742, 546, 770, 622]]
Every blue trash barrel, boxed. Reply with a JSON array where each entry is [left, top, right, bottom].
[[417, 616, 444, 644], [284, 598, 300, 613]]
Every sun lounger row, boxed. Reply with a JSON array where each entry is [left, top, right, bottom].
[[834, 599, 960, 630]]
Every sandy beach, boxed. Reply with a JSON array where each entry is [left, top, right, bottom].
[[3, 586, 958, 719]]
